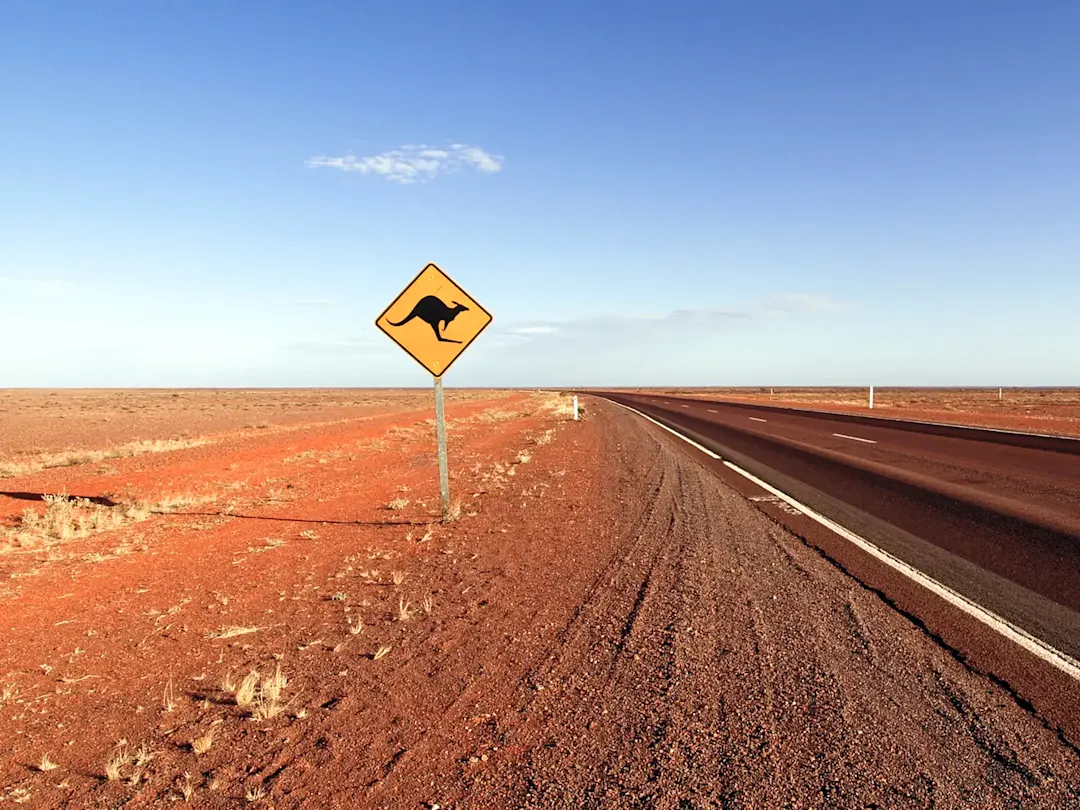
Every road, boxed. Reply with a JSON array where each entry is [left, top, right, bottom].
[[454, 400, 1080, 807], [587, 391, 1080, 743]]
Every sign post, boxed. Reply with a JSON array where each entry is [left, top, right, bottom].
[[375, 262, 493, 522], [433, 376, 451, 520]]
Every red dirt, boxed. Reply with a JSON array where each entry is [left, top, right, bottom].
[[2, 392, 1078, 808]]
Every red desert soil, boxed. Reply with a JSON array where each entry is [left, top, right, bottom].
[[1, 391, 1078, 808], [613, 387, 1080, 439]]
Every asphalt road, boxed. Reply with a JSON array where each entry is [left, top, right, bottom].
[[590, 392, 1080, 674]]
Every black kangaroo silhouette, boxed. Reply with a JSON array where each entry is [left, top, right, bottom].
[[388, 295, 469, 343]]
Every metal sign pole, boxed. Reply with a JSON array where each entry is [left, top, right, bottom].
[[433, 376, 450, 522]]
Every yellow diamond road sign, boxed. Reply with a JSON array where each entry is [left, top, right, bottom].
[[375, 263, 493, 378]]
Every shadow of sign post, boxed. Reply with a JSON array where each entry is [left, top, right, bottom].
[[374, 262, 493, 521]]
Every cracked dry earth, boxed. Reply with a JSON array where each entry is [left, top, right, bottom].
[[2, 395, 1079, 808]]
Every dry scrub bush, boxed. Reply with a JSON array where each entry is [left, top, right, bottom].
[[0, 437, 207, 479], [3, 492, 215, 552]]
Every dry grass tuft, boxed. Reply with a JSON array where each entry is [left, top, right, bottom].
[[180, 771, 195, 802], [298, 530, 319, 540], [445, 499, 463, 522], [516, 451, 532, 464], [134, 743, 157, 767], [105, 743, 130, 781], [192, 728, 215, 756], [397, 596, 413, 622], [385, 497, 409, 511], [163, 678, 177, 712], [246, 784, 267, 802], [235, 670, 260, 708], [422, 594, 434, 615], [391, 570, 405, 586], [38, 754, 59, 772], [207, 625, 260, 640], [533, 428, 556, 446], [347, 615, 364, 635], [373, 644, 392, 660]]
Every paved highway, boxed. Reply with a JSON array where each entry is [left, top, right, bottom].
[[590, 392, 1080, 683]]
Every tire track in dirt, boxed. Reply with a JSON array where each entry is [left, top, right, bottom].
[[455, 403, 1080, 809]]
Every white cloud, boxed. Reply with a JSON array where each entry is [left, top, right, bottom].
[[306, 143, 504, 184]]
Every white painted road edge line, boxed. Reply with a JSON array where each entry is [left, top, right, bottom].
[[750, 417, 768, 423], [833, 432, 877, 444], [612, 400, 1080, 682], [612, 402, 719, 459]]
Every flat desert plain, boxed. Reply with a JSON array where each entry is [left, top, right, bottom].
[[1, 389, 1078, 809], [610, 387, 1080, 438]]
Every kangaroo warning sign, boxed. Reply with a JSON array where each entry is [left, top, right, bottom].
[[375, 262, 493, 378]]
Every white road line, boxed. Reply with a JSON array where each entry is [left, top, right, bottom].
[[611, 402, 719, 459], [833, 433, 876, 444], [612, 400, 1080, 683], [681, 404, 689, 408], [708, 409, 718, 413], [750, 417, 768, 423]]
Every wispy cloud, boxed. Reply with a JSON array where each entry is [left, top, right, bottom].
[[488, 294, 852, 350], [306, 143, 503, 184], [0, 277, 75, 295]]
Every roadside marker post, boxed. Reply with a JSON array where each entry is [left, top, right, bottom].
[[869, 385, 875, 410], [573, 395, 579, 421], [375, 262, 493, 522]]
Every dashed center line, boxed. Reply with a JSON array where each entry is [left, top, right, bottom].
[[707, 409, 718, 413], [833, 433, 877, 444], [681, 404, 689, 408], [750, 417, 768, 423]]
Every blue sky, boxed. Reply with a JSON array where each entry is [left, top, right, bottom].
[[2, 1, 1078, 387]]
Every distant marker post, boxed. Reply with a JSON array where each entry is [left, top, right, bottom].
[[573, 395, 579, 421], [869, 385, 875, 410]]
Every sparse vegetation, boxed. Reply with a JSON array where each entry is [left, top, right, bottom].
[[134, 743, 157, 767], [246, 784, 267, 802], [397, 596, 414, 621], [348, 615, 364, 635], [192, 728, 215, 755], [2, 492, 215, 553], [235, 670, 260, 708], [180, 771, 195, 801], [105, 743, 130, 781], [373, 644, 392, 660], [0, 437, 208, 479], [163, 678, 177, 712], [386, 497, 410, 510], [207, 625, 260, 640], [392, 570, 405, 586], [38, 754, 59, 772]]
